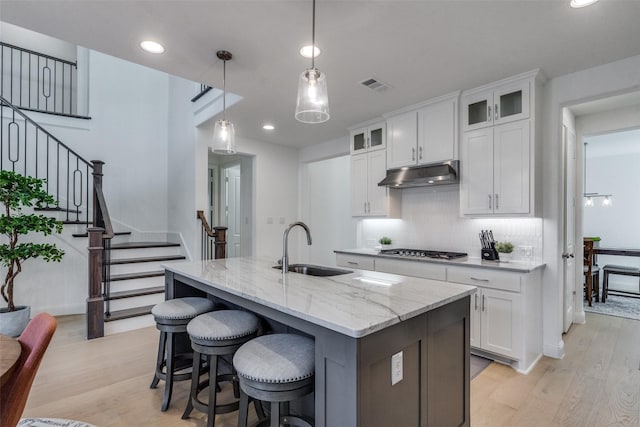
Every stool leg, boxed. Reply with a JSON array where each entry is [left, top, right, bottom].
[[150, 330, 166, 389], [270, 401, 280, 427], [238, 389, 249, 427], [161, 332, 175, 412], [182, 350, 202, 419], [603, 272, 609, 303], [254, 399, 266, 420], [207, 355, 218, 427]]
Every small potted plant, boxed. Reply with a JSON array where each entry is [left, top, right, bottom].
[[378, 236, 392, 248], [495, 241, 514, 262], [0, 171, 64, 336]]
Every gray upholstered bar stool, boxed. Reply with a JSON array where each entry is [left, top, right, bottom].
[[150, 297, 216, 411], [233, 334, 315, 427], [182, 310, 261, 427]]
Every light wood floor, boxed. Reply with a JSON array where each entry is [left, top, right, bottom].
[[22, 312, 640, 426]]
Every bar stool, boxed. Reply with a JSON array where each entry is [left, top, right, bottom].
[[233, 334, 315, 427], [150, 297, 216, 411], [182, 310, 261, 427]]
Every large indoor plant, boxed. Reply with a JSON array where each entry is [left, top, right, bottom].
[[0, 170, 64, 336]]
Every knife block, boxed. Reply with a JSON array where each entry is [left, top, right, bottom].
[[481, 248, 500, 261]]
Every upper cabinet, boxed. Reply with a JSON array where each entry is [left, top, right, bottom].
[[462, 79, 530, 132], [350, 121, 386, 155], [386, 92, 459, 169], [350, 150, 401, 217], [460, 70, 545, 217]]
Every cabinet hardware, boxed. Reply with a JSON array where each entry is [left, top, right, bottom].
[[470, 277, 490, 282], [482, 294, 486, 312], [412, 147, 416, 161], [347, 261, 358, 265], [488, 105, 492, 121], [474, 294, 478, 310], [495, 104, 499, 120], [367, 201, 371, 213], [488, 194, 492, 210], [495, 194, 499, 210], [419, 146, 423, 160], [364, 202, 367, 213], [366, 136, 370, 148]]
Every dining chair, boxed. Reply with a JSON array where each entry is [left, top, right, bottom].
[[0, 313, 57, 427], [583, 240, 600, 306]]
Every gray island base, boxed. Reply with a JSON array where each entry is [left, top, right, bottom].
[[163, 257, 476, 427]]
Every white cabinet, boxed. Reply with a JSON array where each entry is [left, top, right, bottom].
[[462, 79, 530, 132], [461, 120, 530, 215], [386, 93, 459, 169], [350, 151, 400, 217], [350, 121, 386, 155], [460, 70, 543, 217], [470, 288, 522, 359]]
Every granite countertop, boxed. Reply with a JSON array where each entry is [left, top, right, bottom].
[[163, 257, 476, 339], [335, 248, 546, 273]]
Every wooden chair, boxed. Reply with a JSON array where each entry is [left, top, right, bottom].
[[584, 240, 600, 306], [0, 313, 57, 427]]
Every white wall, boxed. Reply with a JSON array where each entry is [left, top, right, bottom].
[[542, 54, 640, 359], [0, 22, 76, 61]]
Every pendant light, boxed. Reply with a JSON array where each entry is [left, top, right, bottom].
[[212, 50, 236, 154], [583, 142, 612, 207], [295, 0, 329, 123]]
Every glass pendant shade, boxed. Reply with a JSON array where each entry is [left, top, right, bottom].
[[212, 119, 235, 154], [295, 68, 329, 123]]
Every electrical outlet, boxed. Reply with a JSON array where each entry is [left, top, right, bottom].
[[266, 217, 273, 224], [279, 217, 285, 224], [391, 351, 403, 386]]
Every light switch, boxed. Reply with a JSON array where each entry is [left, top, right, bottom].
[[266, 217, 273, 224], [279, 217, 285, 224], [391, 351, 403, 386]]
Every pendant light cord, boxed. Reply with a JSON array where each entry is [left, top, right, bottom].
[[584, 142, 587, 194], [311, 0, 316, 70], [222, 58, 227, 120]]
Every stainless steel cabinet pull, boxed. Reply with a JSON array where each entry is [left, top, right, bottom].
[[364, 202, 367, 213], [495, 104, 499, 120], [419, 146, 423, 160], [495, 194, 499, 210], [366, 137, 370, 148], [470, 277, 490, 282], [347, 261, 358, 265], [367, 201, 371, 213], [412, 147, 416, 161], [488, 194, 492, 210], [474, 294, 478, 310], [488, 105, 492, 121], [482, 295, 486, 312]]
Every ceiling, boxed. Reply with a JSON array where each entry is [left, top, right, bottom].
[[2, 0, 640, 148]]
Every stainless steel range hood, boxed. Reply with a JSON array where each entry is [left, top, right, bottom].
[[378, 160, 459, 188]]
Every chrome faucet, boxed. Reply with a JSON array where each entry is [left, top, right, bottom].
[[282, 221, 312, 273]]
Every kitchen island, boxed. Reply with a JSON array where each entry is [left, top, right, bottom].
[[164, 257, 476, 427]]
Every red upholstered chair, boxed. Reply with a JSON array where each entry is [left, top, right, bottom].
[[0, 313, 57, 427]]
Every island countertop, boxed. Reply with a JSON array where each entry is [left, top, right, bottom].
[[163, 256, 476, 338]]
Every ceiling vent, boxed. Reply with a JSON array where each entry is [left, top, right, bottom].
[[360, 78, 391, 93]]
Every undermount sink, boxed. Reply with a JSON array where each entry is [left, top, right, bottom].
[[273, 264, 352, 277]]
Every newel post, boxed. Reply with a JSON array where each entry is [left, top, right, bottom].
[[87, 227, 105, 339], [213, 227, 227, 259], [91, 160, 105, 227]]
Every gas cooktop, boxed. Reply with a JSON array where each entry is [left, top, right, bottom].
[[379, 248, 468, 260]]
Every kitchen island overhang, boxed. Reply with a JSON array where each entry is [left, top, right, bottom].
[[163, 257, 476, 427]]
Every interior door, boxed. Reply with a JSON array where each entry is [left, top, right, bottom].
[[562, 114, 577, 332], [223, 164, 241, 257]]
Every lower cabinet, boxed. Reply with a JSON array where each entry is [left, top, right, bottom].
[[470, 287, 522, 359]]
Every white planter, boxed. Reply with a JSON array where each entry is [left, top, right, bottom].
[[0, 306, 31, 337], [499, 253, 512, 263]]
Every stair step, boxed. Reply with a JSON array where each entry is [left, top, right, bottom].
[[72, 231, 131, 238], [106, 286, 165, 300], [109, 255, 185, 265], [110, 241, 180, 250], [62, 220, 92, 225], [105, 305, 154, 322], [110, 270, 165, 281]]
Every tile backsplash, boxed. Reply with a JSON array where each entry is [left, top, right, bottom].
[[357, 186, 543, 262]]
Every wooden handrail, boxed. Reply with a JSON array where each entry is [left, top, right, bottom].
[[197, 210, 227, 259]]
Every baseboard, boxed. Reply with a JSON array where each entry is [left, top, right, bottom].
[[543, 339, 565, 359], [573, 310, 586, 324]]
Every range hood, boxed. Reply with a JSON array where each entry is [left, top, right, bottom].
[[378, 160, 459, 189]]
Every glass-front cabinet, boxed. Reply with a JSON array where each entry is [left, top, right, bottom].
[[462, 79, 530, 132], [350, 121, 386, 154]]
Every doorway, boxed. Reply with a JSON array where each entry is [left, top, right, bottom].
[[208, 153, 254, 258]]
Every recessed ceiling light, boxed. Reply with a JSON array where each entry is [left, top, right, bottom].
[[262, 124, 275, 130], [299, 45, 321, 59], [140, 40, 165, 54], [570, 0, 599, 8]]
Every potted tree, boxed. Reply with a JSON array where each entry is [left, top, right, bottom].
[[495, 241, 514, 262], [0, 170, 64, 336]]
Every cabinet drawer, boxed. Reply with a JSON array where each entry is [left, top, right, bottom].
[[336, 254, 375, 271], [375, 258, 446, 281], [447, 267, 521, 293]]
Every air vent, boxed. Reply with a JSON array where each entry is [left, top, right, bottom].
[[360, 78, 391, 93]]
